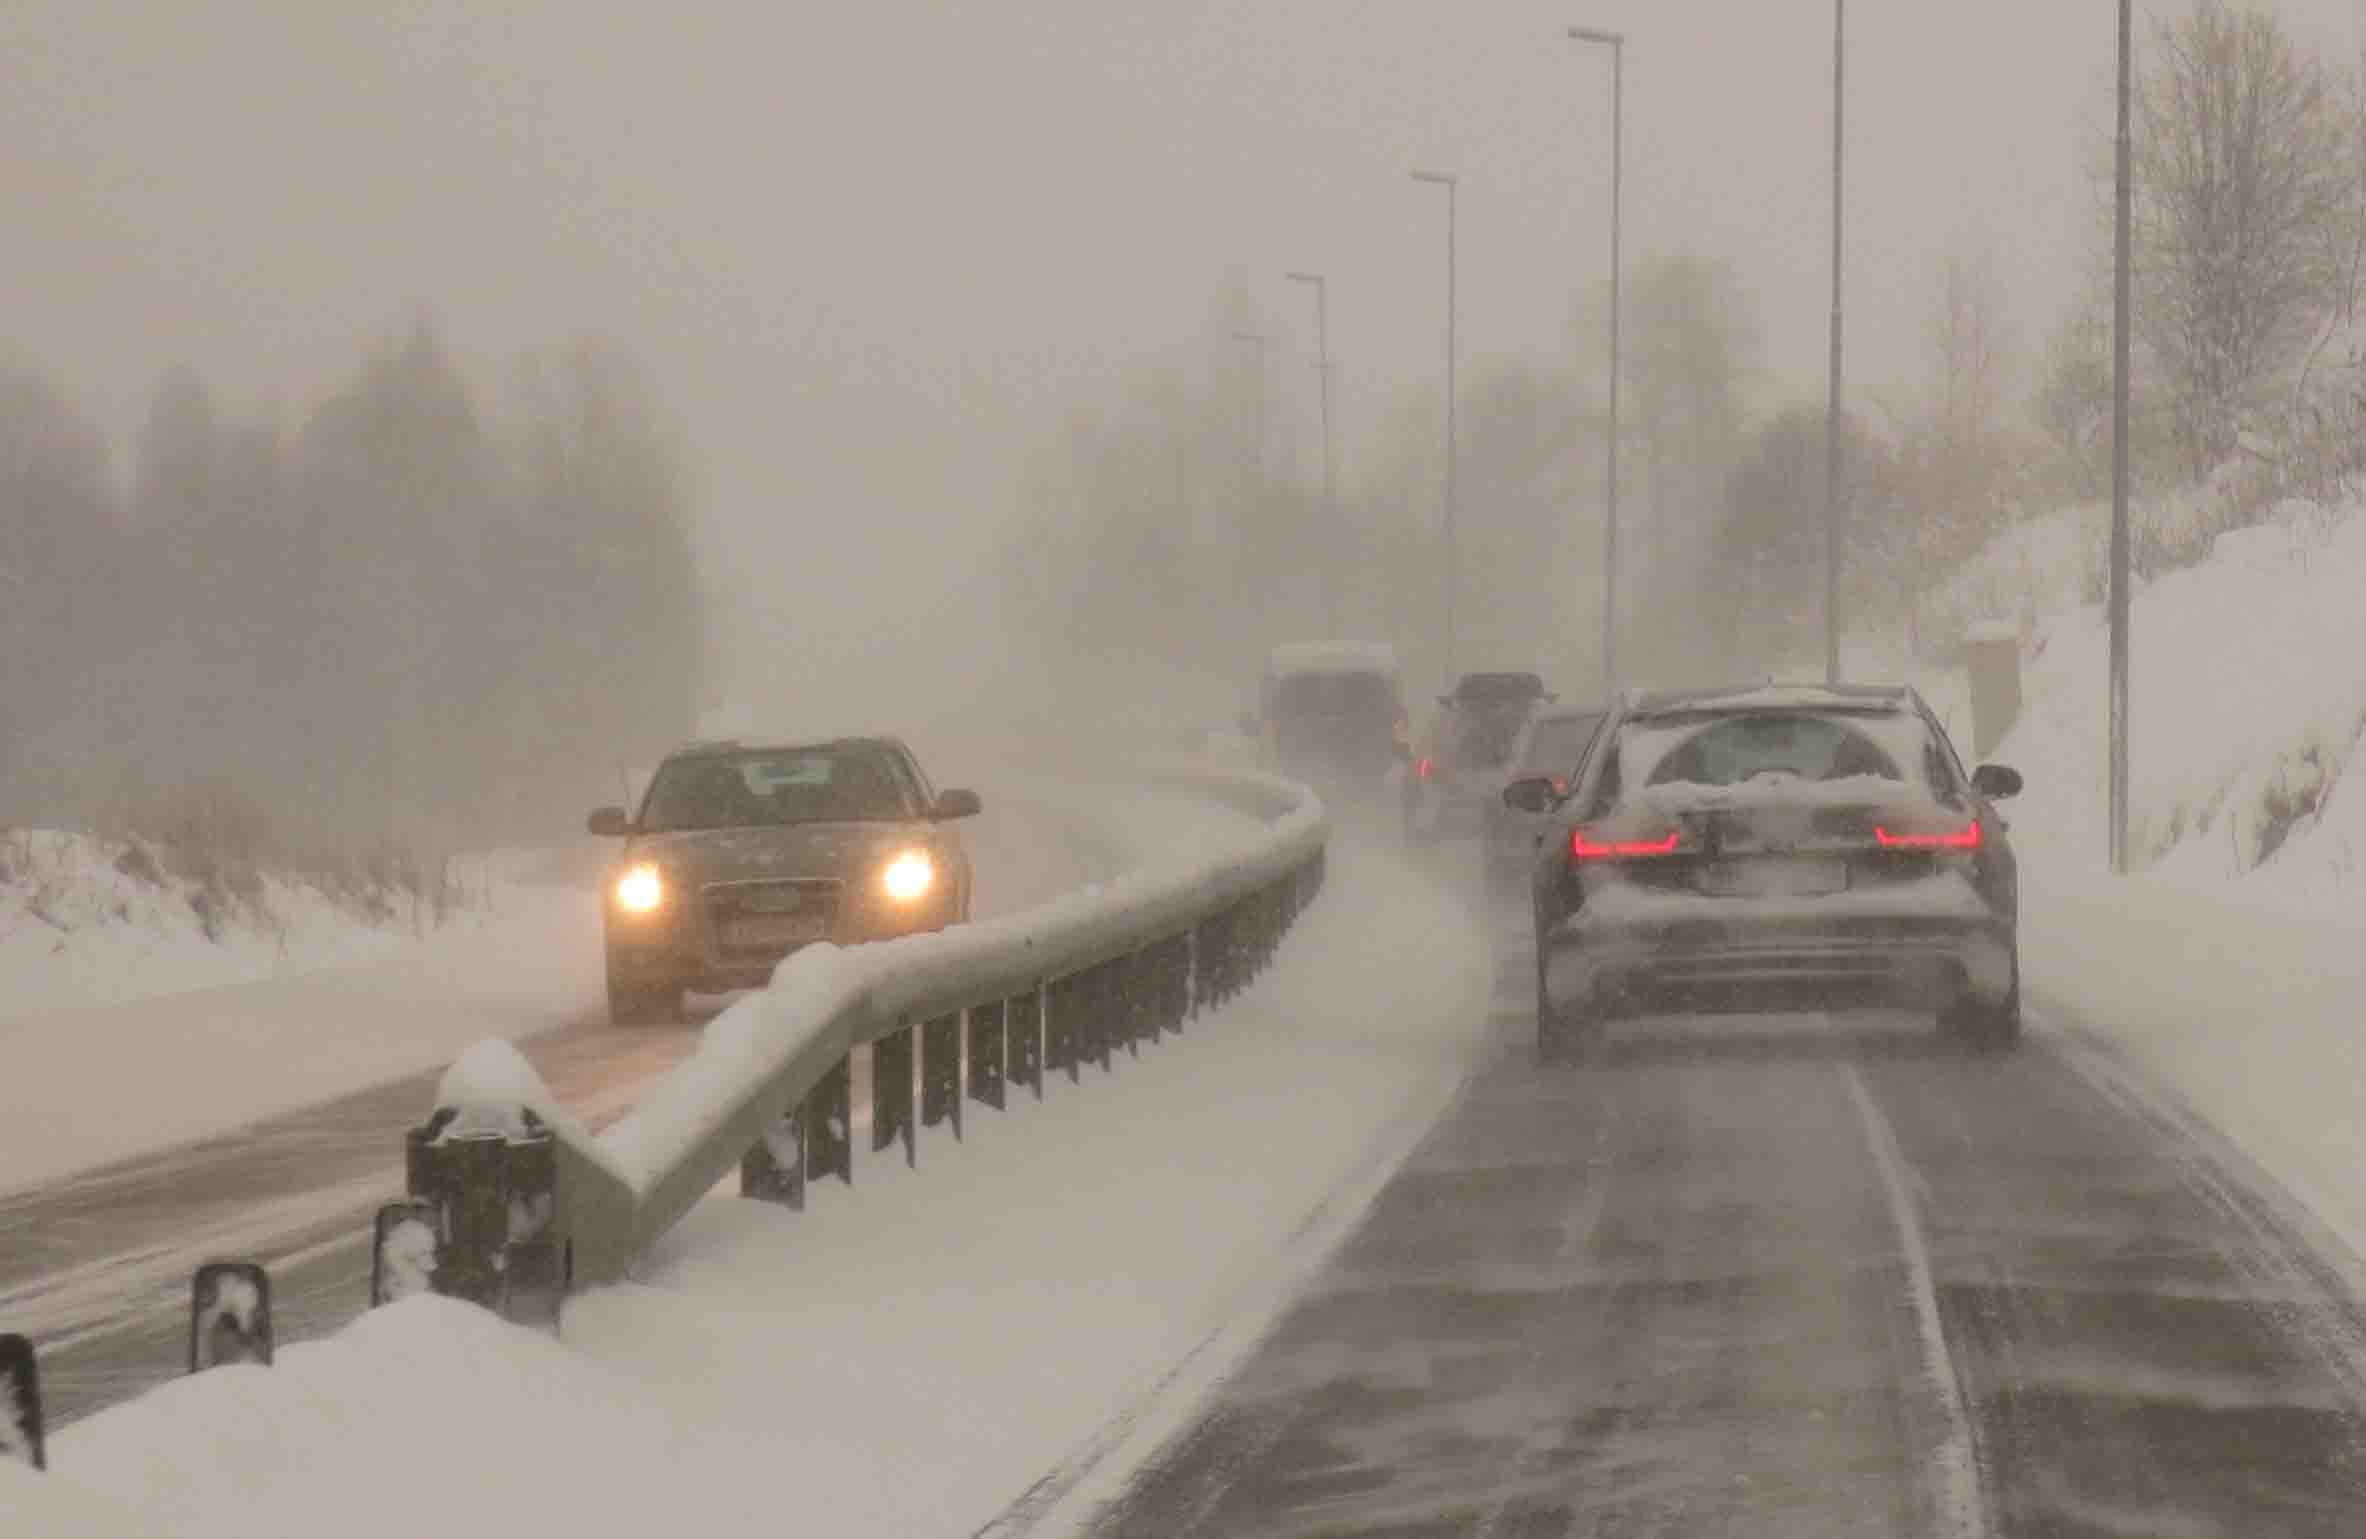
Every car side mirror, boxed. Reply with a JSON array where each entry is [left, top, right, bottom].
[[933, 788, 983, 821], [586, 806, 632, 837], [1502, 776, 1559, 815], [1970, 763, 2023, 801]]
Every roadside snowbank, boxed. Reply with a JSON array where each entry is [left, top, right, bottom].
[[0, 779, 1179, 1198], [46, 836, 1495, 1539]]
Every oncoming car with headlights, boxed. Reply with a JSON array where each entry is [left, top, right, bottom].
[[585, 736, 981, 1024]]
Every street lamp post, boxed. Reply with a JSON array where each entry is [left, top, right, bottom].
[[1570, 26, 1624, 698], [1412, 170, 1460, 686], [2110, 0, 2133, 872], [1285, 270, 1337, 638], [1231, 329, 1269, 478], [1824, 0, 1846, 684]]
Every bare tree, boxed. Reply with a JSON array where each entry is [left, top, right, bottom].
[[2134, 1, 2348, 474]]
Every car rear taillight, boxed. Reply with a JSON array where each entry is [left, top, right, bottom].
[[1415, 756, 1435, 781], [1873, 819, 1982, 851], [1570, 826, 1683, 860], [1549, 776, 1569, 797]]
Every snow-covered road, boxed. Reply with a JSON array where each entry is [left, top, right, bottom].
[[1, 781, 1157, 1426], [1049, 977, 2366, 1538]]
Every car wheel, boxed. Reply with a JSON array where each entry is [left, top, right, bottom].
[[1944, 944, 2021, 1052], [1536, 955, 1596, 1064], [609, 977, 682, 1027]]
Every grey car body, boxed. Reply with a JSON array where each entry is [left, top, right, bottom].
[[587, 736, 980, 1024], [1480, 701, 1606, 886], [1514, 684, 2023, 1059]]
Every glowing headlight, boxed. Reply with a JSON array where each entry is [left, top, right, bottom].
[[881, 849, 935, 902], [614, 863, 665, 913]]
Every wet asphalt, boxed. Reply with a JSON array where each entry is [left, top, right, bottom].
[[1058, 897, 2366, 1538]]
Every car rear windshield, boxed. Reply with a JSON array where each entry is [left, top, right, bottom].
[[1630, 710, 1918, 791], [1521, 712, 1604, 775], [639, 747, 915, 831], [1454, 672, 1545, 704], [1271, 671, 1396, 721]]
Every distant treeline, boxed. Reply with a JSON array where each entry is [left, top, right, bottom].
[[0, 321, 706, 849]]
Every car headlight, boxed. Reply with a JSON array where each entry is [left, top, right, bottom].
[[881, 849, 935, 902], [614, 863, 666, 913]]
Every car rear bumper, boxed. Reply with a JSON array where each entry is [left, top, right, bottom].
[[1542, 907, 2015, 1015]]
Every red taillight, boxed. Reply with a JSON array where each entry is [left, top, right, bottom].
[[1415, 756, 1435, 781], [1874, 820, 1982, 851], [1549, 776, 1568, 797], [1570, 827, 1683, 860]]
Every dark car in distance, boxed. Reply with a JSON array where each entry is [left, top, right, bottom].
[[587, 736, 981, 1024], [1403, 671, 1554, 846], [1480, 701, 1606, 888], [1507, 684, 2022, 1059]]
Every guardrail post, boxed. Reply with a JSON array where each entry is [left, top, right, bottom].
[[808, 1057, 853, 1186], [740, 1104, 806, 1210], [403, 1106, 558, 1316], [921, 1012, 961, 1139], [0, 1333, 42, 1471], [1091, 961, 1116, 1072], [1011, 988, 1044, 1099], [1047, 974, 1080, 1083], [969, 998, 1008, 1111], [1129, 948, 1156, 1049], [872, 1029, 917, 1167], [189, 1261, 273, 1371], [1162, 934, 1191, 1034]]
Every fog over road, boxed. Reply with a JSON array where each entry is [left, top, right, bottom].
[[1055, 921, 2366, 1538], [3, 790, 1130, 1427]]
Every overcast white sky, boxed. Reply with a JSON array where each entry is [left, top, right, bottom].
[[8, 0, 2363, 688]]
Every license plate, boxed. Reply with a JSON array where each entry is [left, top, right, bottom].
[[725, 913, 828, 947], [1698, 858, 1847, 899]]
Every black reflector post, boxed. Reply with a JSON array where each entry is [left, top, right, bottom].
[[189, 1261, 273, 1372], [806, 1057, 852, 1186], [371, 1199, 442, 1307], [0, 1334, 42, 1471], [403, 1103, 559, 1318], [741, 1105, 806, 1210]]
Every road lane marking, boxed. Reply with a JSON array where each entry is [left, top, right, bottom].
[[1841, 1061, 1992, 1539]]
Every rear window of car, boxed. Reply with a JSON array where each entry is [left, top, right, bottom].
[[639, 747, 915, 831], [1271, 671, 1397, 720], [1521, 712, 1604, 775], [1622, 710, 1928, 794], [1454, 673, 1545, 705]]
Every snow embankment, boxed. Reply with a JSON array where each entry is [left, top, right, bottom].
[[1876, 489, 2366, 1262], [42, 836, 1494, 1539]]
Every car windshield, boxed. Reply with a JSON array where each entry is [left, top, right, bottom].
[[1633, 710, 1914, 790], [1521, 711, 1603, 775], [638, 747, 913, 831], [1271, 671, 1396, 721]]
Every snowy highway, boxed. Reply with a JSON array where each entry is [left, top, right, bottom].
[[1040, 923, 2366, 1537], [1, 787, 1136, 1428]]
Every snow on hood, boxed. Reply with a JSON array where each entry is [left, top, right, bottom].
[[0, 1456, 166, 1538]]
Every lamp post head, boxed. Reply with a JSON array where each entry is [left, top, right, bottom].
[[1411, 170, 1458, 186], [1568, 26, 1624, 47], [1284, 270, 1323, 286]]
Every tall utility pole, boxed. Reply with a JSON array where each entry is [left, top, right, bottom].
[[2110, 0, 2134, 872], [1824, 0, 1846, 684], [1413, 170, 1460, 685], [1231, 329, 1269, 478], [1285, 271, 1337, 638], [1570, 27, 1624, 698]]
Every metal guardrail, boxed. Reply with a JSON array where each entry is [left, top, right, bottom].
[[399, 767, 1329, 1306]]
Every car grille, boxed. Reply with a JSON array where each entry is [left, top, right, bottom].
[[705, 878, 842, 957]]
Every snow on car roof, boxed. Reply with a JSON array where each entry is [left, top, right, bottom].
[[1265, 641, 1400, 677], [1628, 681, 1910, 717]]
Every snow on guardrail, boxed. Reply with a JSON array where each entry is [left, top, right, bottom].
[[416, 764, 1328, 1298]]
